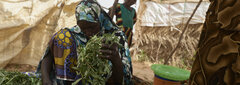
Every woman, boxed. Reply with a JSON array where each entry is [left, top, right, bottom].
[[36, 0, 133, 84], [109, 0, 137, 47]]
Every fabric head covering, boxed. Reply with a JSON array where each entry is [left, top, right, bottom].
[[74, 0, 119, 33], [75, 0, 101, 23]]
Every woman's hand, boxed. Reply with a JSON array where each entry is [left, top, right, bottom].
[[99, 42, 120, 62], [99, 41, 124, 84]]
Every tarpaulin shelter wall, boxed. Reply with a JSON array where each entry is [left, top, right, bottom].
[[131, 0, 209, 69], [0, 0, 209, 69], [0, 0, 81, 68]]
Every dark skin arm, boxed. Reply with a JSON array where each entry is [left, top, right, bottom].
[[100, 43, 124, 85], [108, 0, 119, 19], [41, 51, 53, 85]]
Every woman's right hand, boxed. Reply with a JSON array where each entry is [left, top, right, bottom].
[[99, 42, 120, 62]]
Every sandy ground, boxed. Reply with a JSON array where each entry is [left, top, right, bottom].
[[4, 64, 37, 72], [132, 60, 154, 83]]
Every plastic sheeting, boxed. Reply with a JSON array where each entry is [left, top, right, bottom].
[[0, 0, 80, 68], [0, 0, 209, 68], [140, 1, 210, 27], [150, 0, 208, 3]]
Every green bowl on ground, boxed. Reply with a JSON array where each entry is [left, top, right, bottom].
[[151, 64, 190, 81]]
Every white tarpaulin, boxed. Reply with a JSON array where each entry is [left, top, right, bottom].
[[141, 1, 210, 27], [0, 0, 80, 68], [0, 0, 134, 68], [0, 0, 209, 68]]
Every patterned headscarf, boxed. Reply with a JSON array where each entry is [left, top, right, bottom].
[[73, 0, 118, 34], [75, 0, 101, 23]]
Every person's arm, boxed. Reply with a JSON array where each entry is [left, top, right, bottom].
[[108, 0, 119, 19], [100, 43, 124, 84], [108, 52, 124, 85], [109, 47, 123, 85], [133, 9, 137, 24], [41, 39, 55, 85], [41, 51, 54, 85]]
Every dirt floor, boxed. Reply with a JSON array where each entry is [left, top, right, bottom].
[[4, 64, 37, 72], [132, 60, 154, 83], [3, 60, 154, 84]]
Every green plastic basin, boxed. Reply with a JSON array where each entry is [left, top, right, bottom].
[[151, 64, 190, 81]]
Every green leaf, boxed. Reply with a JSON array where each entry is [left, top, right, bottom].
[[72, 78, 82, 85], [74, 32, 120, 84]]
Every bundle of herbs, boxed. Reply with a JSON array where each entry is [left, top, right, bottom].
[[0, 70, 41, 85], [73, 32, 122, 85]]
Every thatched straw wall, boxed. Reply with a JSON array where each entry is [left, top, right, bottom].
[[132, 24, 202, 69], [131, 0, 204, 69]]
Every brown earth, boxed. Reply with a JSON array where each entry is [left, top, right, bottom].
[[132, 60, 154, 84], [4, 64, 37, 72]]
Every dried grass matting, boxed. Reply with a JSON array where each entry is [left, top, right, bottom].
[[131, 24, 202, 70]]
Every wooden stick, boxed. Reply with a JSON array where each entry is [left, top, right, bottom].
[[164, 0, 203, 65]]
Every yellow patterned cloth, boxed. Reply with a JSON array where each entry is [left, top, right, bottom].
[[51, 28, 77, 81]]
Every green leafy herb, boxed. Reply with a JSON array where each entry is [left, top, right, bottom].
[[0, 70, 41, 85], [73, 32, 121, 85]]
